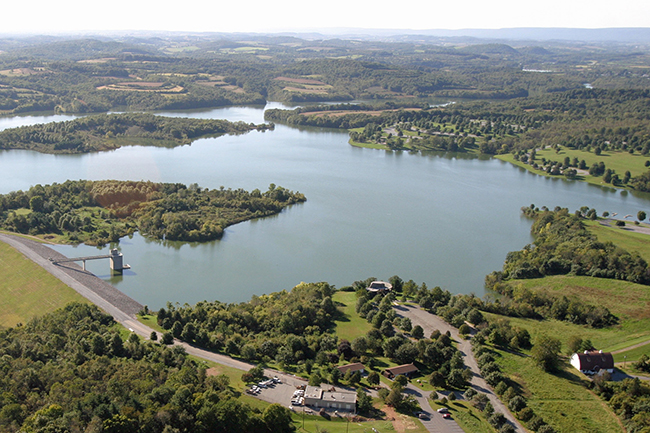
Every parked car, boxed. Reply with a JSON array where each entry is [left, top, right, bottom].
[[418, 412, 429, 420], [437, 407, 449, 414], [442, 413, 452, 419]]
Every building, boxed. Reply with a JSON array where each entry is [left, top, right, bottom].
[[337, 363, 366, 375], [303, 385, 357, 412], [382, 363, 419, 379], [570, 350, 615, 375], [366, 281, 392, 294]]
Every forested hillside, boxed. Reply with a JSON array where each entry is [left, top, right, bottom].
[[0, 303, 294, 433]]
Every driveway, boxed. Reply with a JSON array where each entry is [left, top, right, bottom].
[[394, 303, 526, 433]]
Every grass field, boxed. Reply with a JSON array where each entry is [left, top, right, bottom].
[[332, 291, 372, 342], [585, 220, 650, 263], [491, 345, 625, 433], [0, 240, 87, 327], [497, 146, 650, 190], [431, 401, 497, 433], [612, 341, 650, 363]]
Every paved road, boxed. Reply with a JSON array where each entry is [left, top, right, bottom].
[[0, 233, 471, 433], [404, 384, 465, 433], [394, 303, 526, 433]]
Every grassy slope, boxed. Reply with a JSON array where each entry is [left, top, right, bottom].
[[332, 291, 372, 342], [483, 220, 650, 432], [493, 346, 625, 433], [0, 240, 87, 327]]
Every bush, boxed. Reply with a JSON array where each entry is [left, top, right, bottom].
[[378, 388, 389, 401], [499, 425, 516, 433], [517, 407, 534, 422], [494, 380, 508, 395], [508, 395, 527, 412], [488, 412, 507, 428], [528, 415, 546, 431], [448, 392, 456, 401], [464, 388, 477, 400]]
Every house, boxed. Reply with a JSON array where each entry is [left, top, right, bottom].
[[366, 281, 392, 294], [570, 350, 615, 375], [382, 363, 419, 379], [337, 362, 366, 375], [303, 385, 357, 412]]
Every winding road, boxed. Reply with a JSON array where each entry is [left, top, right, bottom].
[[1, 232, 518, 433], [394, 303, 526, 433]]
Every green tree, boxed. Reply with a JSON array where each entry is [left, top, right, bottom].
[[356, 389, 373, 415], [638, 211, 647, 222], [531, 335, 562, 372], [367, 371, 380, 386], [262, 404, 295, 433]]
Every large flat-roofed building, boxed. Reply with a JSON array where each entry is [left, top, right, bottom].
[[303, 385, 357, 412]]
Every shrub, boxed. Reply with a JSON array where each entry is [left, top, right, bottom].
[[508, 395, 527, 412], [517, 407, 535, 422], [464, 388, 477, 400], [488, 412, 507, 428], [494, 380, 508, 395]]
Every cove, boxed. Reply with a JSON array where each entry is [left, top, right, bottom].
[[2, 105, 650, 308]]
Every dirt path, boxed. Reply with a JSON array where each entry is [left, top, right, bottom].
[[611, 339, 650, 354]]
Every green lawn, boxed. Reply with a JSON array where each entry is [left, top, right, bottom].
[[492, 274, 650, 352], [585, 220, 650, 263], [0, 240, 87, 327], [332, 291, 371, 342], [497, 146, 650, 190], [431, 401, 497, 433], [493, 345, 625, 433], [612, 341, 650, 363]]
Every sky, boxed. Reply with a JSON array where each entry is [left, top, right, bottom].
[[2, 0, 650, 35]]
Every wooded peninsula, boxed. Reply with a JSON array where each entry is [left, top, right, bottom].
[[0, 113, 272, 154], [0, 180, 305, 245]]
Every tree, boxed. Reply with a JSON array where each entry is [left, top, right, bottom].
[[367, 371, 380, 386], [262, 404, 295, 433], [411, 325, 424, 339], [356, 388, 373, 415], [638, 211, 647, 222], [531, 335, 562, 372], [309, 372, 322, 386]]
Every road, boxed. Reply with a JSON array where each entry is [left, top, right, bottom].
[[394, 303, 526, 433], [1, 233, 480, 433]]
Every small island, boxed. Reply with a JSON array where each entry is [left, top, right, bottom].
[[0, 113, 274, 154], [0, 180, 305, 245]]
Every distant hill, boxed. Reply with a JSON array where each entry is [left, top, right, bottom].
[[296, 27, 650, 43]]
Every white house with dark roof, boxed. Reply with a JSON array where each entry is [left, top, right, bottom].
[[570, 350, 615, 375]]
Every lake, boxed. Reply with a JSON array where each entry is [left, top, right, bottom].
[[2, 105, 650, 308]]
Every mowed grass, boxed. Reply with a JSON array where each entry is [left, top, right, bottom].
[[0, 240, 87, 327], [431, 401, 497, 433], [332, 291, 371, 342], [585, 220, 650, 263], [613, 341, 650, 363], [497, 146, 650, 189], [493, 346, 625, 433]]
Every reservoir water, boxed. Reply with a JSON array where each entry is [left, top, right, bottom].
[[2, 104, 650, 308]]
